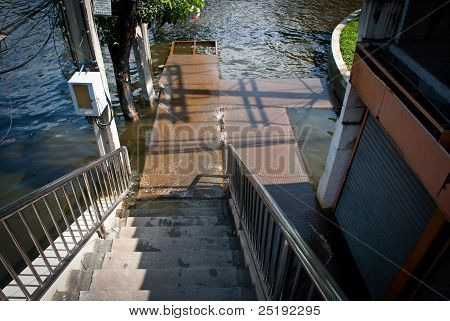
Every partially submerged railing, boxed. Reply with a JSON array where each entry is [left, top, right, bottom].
[[227, 144, 346, 300], [0, 147, 131, 300]]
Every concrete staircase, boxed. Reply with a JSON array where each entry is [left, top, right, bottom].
[[53, 199, 256, 301]]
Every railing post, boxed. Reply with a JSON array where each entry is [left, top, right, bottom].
[[0, 288, 7, 301], [226, 144, 233, 176], [97, 225, 107, 239]]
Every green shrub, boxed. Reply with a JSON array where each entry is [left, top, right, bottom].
[[339, 16, 359, 70]]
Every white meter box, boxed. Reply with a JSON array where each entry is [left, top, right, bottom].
[[68, 71, 107, 116]]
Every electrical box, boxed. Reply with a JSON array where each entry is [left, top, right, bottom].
[[68, 71, 107, 116]]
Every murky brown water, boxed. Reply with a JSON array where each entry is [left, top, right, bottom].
[[0, 0, 361, 208]]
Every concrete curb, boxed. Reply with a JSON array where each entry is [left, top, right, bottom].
[[328, 9, 361, 104]]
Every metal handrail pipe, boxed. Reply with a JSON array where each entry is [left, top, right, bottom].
[[228, 144, 347, 301], [0, 147, 129, 220]]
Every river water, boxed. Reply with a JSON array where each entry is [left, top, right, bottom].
[[0, 0, 360, 208]]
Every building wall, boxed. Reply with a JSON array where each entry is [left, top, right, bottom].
[[319, 0, 449, 299]]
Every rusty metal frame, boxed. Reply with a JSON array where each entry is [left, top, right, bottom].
[[355, 44, 449, 150]]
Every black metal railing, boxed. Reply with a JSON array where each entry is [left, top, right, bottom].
[[0, 147, 131, 300], [227, 144, 346, 301]]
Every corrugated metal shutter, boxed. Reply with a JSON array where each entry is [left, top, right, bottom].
[[335, 115, 436, 300]]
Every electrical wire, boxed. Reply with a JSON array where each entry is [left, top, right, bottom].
[[0, 41, 13, 144], [95, 103, 115, 128], [58, 0, 78, 67], [0, 26, 54, 74], [0, 3, 55, 55], [0, 2, 57, 74], [1, 0, 53, 35], [78, 0, 97, 64], [50, 6, 71, 81]]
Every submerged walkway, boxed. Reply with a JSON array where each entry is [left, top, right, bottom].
[[220, 78, 337, 265], [137, 42, 360, 293], [138, 52, 224, 199]]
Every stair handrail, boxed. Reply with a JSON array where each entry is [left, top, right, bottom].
[[0, 146, 131, 300], [227, 144, 347, 300]]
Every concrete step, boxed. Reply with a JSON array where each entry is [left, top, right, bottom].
[[111, 237, 242, 252], [119, 226, 233, 238], [53, 269, 93, 300], [125, 215, 226, 227], [150, 287, 252, 301], [101, 250, 245, 270], [78, 287, 255, 301], [53, 291, 79, 301], [90, 268, 252, 291], [132, 199, 224, 209], [93, 239, 113, 253], [117, 207, 223, 218], [79, 290, 151, 301]]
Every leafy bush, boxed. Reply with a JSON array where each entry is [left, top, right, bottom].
[[339, 16, 359, 70]]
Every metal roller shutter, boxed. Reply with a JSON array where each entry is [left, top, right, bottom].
[[335, 115, 436, 300]]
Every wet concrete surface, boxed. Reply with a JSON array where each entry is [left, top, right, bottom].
[[221, 77, 367, 297], [138, 55, 225, 200], [137, 52, 368, 298]]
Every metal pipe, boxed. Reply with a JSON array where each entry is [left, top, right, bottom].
[[31, 203, 62, 262], [43, 197, 70, 253], [69, 181, 90, 231], [18, 211, 53, 274], [82, 173, 101, 222], [103, 162, 118, 199], [108, 160, 121, 197], [93, 166, 110, 208], [268, 230, 282, 296], [0, 147, 129, 219], [288, 264, 303, 300], [0, 288, 7, 301], [76, 177, 96, 224], [0, 254, 31, 300], [88, 170, 105, 217], [96, 165, 113, 206], [62, 185, 85, 238], [2, 220, 43, 285], [0, 147, 132, 300], [228, 144, 347, 301], [53, 191, 77, 245], [113, 155, 126, 192]]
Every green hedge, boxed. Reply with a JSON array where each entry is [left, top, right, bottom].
[[339, 16, 359, 70]]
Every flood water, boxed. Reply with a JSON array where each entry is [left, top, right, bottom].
[[0, 0, 361, 208]]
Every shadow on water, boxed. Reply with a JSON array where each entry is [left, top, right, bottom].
[[287, 108, 337, 190]]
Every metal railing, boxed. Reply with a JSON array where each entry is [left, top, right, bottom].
[[227, 144, 346, 301], [0, 147, 131, 300]]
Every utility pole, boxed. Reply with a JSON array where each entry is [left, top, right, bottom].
[[61, 0, 120, 155], [133, 23, 156, 104]]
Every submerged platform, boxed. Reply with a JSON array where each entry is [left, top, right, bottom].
[[138, 52, 224, 199], [136, 41, 364, 295], [138, 41, 334, 200]]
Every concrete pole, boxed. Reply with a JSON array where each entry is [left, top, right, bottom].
[[316, 84, 367, 209], [62, 0, 120, 155], [133, 23, 156, 103]]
